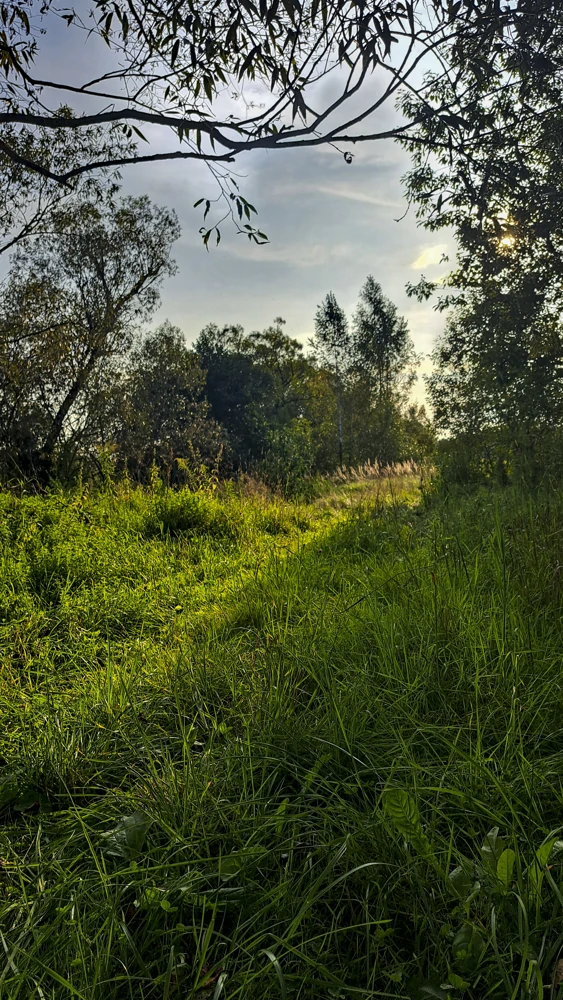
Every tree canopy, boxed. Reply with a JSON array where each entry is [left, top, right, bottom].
[[0, 194, 180, 480], [3, 0, 562, 242]]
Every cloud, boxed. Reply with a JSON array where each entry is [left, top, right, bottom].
[[315, 185, 402, 209], [221, 239, 355, 268], [411, 244, 448, 269], [270, 180, 403, 210]]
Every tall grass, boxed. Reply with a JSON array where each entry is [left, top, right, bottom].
[[1, 478, 563, 999]]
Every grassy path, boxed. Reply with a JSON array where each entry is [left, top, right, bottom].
[[2, 478, 563, 999]]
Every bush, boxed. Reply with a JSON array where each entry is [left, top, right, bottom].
[[260, 417, 317, 495]]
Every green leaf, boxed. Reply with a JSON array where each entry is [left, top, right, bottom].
[[452, 924, 485, 973], [275, 797, 289, 836], [382, 788, 436, 867], [219, 856, 241, 877], [481, 827, 504, 872], [0, 773, 19, 809], [14, 788, 43, 811], [407, 976, 449, 1000], [496, 848, 516, 889], [385, 968, 404, 982], [536, 837, 559, 868], [102, 811, 152, 860], [528, 837, 560, 895], [257, 949, 287, 1000], [448, 866, 473, 900], [447, 973, 470, 989]]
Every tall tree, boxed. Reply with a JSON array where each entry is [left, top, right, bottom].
[[0, 196, 180, 480], [313, 292, 350, 467], [402, 0, 563, 312], [400, 4, 563, 476], [352, 277, 417, 404], [195, 323, 271, 466]]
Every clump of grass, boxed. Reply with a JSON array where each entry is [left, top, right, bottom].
[[1, 477, 563, 999]]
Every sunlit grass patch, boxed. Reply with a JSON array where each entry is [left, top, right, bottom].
[[2, 477, 563, 998]]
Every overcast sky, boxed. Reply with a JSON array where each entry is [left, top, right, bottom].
[[23, 9, 454, 405]]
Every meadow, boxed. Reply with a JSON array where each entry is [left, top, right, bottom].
[[1, 473, 563, 999]]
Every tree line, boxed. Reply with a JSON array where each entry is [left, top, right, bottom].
[[0, 195, 433, 489]]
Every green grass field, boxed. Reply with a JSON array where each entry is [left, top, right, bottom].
[[2, 475, 563, 999]]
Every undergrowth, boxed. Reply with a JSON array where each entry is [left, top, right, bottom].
[[1, 476, 563, 1000]]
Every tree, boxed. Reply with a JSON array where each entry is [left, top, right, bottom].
[[116, 322, 224, 480], [0, 195, 180, 481], [196, 318, 314, 469], [313, 292, 350, 467], [0, 108, 135, 256], [4, 0, 560, 243], [402, 0, 563, 311], [426, 291, 563, 481], [352, 277, 417, 403], [399, 4, 563, 478], [195, 323, 271, 466]]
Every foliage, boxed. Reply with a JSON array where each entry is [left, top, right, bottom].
[[0, 196, 180, 482], [401, 1, 563, 481], [4, 1, 561, 242], [114, 321, 225, 482], [309, 279, 423, 470], [196, 318, 315, 472], [261, 416, 316, 494], [352, 275, 418, 405], [426, 292, 563, 484], [313, 291, 350, 467], [401, 0, 563, 302], [0, 249, 430, 486], [0, 106, 135, 256], [3, 477, 563, 996]]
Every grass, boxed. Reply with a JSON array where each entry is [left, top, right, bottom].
[[2, 473, 563, 999]]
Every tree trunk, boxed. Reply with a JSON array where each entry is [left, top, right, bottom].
[[39, 351, 98, 480]]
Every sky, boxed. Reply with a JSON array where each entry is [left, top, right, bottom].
[[17, 6, 455, 405]]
